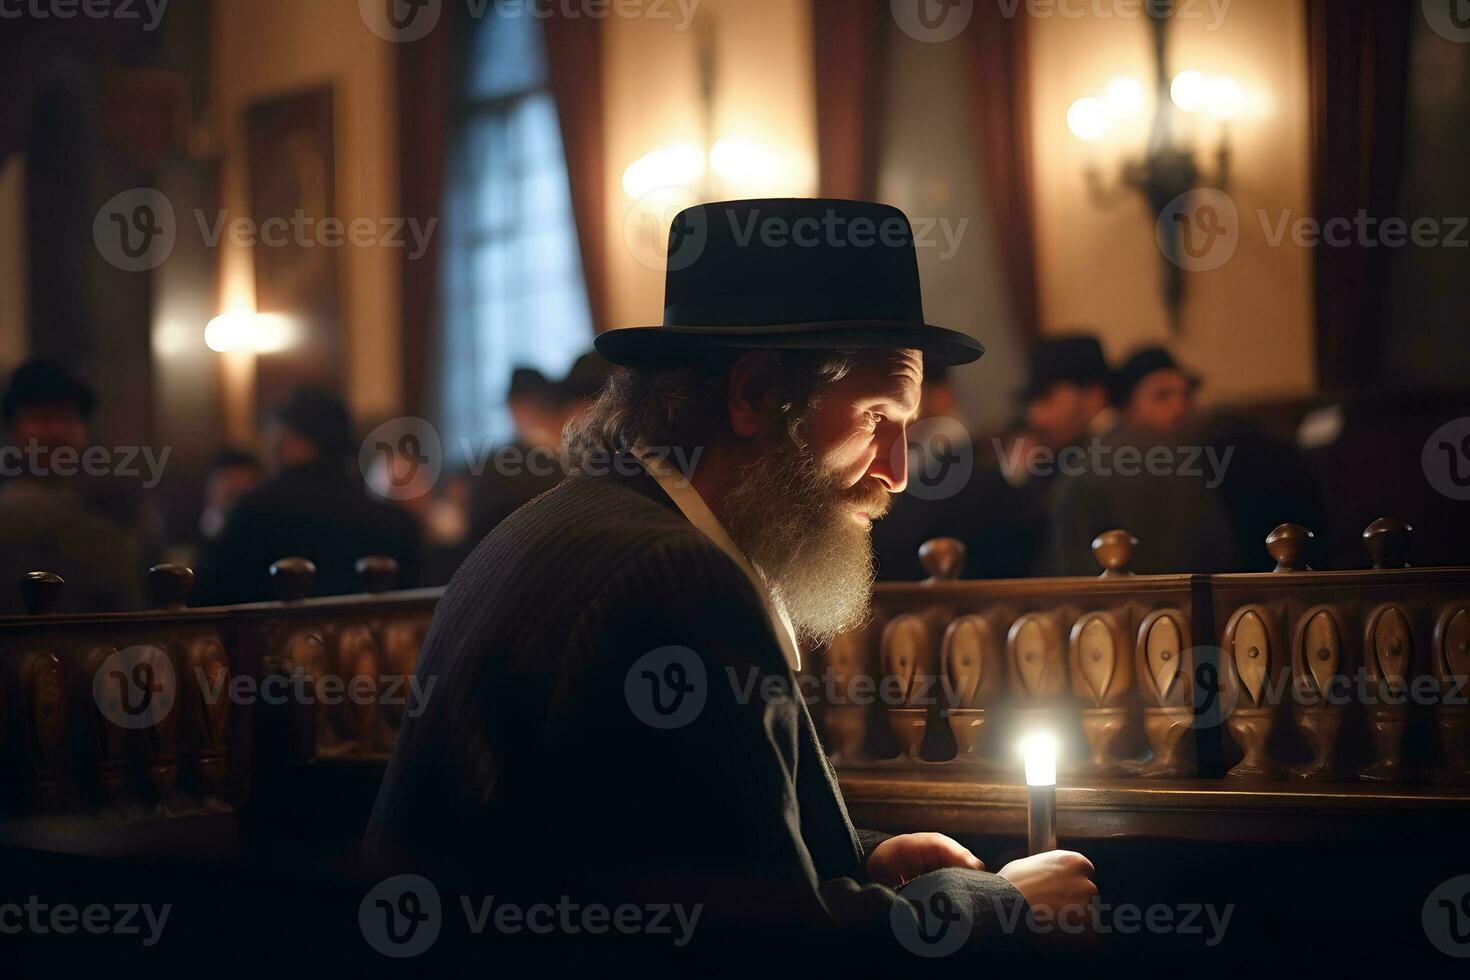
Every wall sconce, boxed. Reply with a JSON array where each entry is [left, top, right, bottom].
[[1066, 1, 1242, 332], [204, 312, 294, 354], [619, 13, 813, 206]]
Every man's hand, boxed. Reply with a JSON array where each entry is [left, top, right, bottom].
[[996, 850, 1099, 918], [866, 832, 985, 887]]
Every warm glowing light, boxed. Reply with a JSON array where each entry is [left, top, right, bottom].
[[1066, 97, 1111, 142], [1170, 70, 1210, 113], [1103, 77, 1146, 119], [204, 313, 293, 354], [621, 144, 706, 199], [1020, 732, 1058, 787], [1205, 76, 1246, 120]]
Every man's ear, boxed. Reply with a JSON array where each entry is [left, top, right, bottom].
[[727, 350, 784, 440]]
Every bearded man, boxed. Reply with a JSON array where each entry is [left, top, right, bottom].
[[366, 200, 1096, 966]]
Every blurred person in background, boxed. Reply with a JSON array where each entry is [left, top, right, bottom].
[[198, 449, 264, 542], [0, 360, 143, 613], [467, 354, 612, 544], [872, 366, 1046, 579], [1112, 346, 1199, 437], [1020, 334, 1116, 457], [1038, 347, 1235, 575], [192, 387, 420, 605]]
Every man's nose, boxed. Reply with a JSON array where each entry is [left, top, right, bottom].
[[873, 423, 909, 494]]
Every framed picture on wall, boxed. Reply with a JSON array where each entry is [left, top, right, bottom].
[[244, 85, 343, 411]]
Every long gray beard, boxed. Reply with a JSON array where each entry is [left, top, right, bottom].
[[718, 436, 887, 647]]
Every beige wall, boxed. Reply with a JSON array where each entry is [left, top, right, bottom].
[[602, 0, 817, 330], [1028, 0, 1316, 403], [211, 0, 401, 438]]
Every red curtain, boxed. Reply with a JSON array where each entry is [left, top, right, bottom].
[[544, 13, 609, 332], [396, 7, 461, 417], [811, 0, 888, 200], [1305, 0, 1412, 391], [967, 6, 1041, 342]]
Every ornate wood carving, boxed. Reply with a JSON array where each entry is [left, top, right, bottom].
[[881, 614, 934, 760], [1222, 606, 1284, 779]]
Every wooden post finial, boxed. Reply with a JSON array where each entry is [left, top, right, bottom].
[[918, 538, 966, 582], [1266, 523, 1313, 572], [355, 556, 400, 593], [1091, 529, 1138, 577], [268, 557, 317, 602], [1362, 517, 1412, 569], [19, 571, 64, 615], [148, 564, 196, 609]]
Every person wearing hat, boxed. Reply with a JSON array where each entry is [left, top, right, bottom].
[[1037, 346, 1236, 576], [1111, 346, 1200, 438], [367, 200, 1096, 966], [465, 365, 570, 548], [0, 359, 143, 613], [1018, 334, 1116, 454], [192, 386, 420, 605]]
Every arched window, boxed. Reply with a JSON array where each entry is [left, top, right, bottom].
[[437, 10, 593, 455]]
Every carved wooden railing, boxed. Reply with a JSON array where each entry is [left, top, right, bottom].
[[4, 517, 1468, 854], [0, 556, 439, 854], [816, 518, 1470, 842]]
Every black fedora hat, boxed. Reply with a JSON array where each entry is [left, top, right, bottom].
[[1016, 335, 1111, 403], [2, 359, 97, 424], [594, 199, 984, 368], [1111, 346, 1201, 406]]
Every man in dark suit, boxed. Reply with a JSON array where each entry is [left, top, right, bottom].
[[192, 387, 420, 604], [366, 200, 1096, 968]]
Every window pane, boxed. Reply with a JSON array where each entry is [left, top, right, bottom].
[[437, 11, 594, 453]]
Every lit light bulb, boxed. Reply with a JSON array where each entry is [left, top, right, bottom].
[[620, 143, 706, 199], [1104, 77, 1146, 119], [1205, 76, 1245, 120], [1066, 97, 1111, 142], [1170, 70, 1209, 113], [1020, 732, 1058, 787], [204, 313, 293, 354]]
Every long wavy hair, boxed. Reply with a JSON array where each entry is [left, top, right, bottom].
[[562, 348, 858, 472]]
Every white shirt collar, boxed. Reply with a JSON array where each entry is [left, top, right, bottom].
[[633, 449, 801, 672]]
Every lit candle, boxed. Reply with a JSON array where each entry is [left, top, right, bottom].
[[1020, 732, 1058, 855]]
